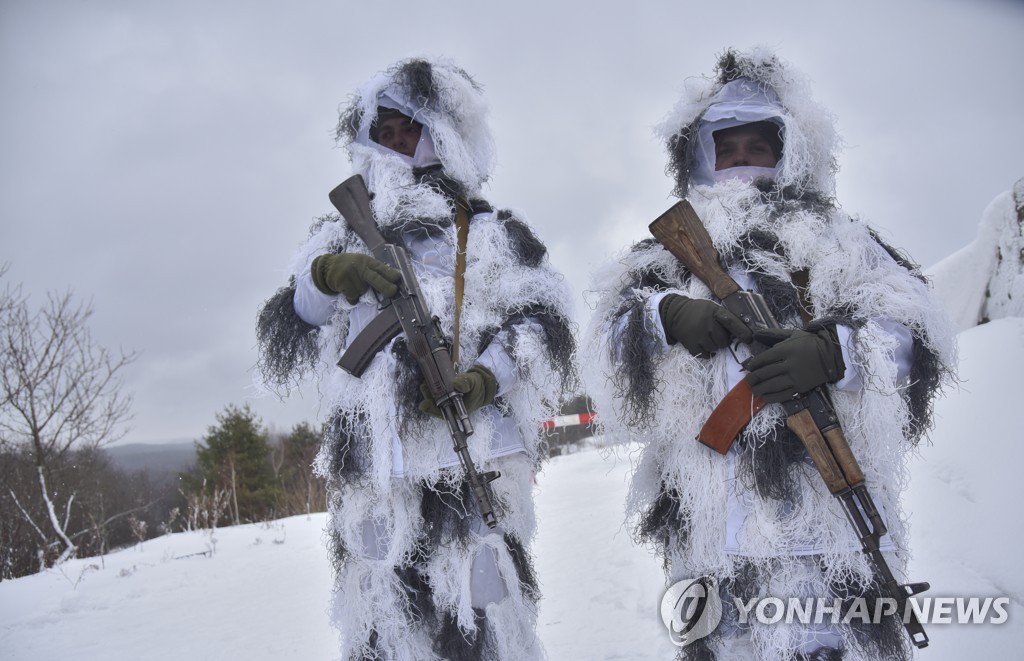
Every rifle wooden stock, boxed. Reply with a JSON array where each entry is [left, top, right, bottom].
[[648, 199, 930, 649], [649, 201, 740, 302]]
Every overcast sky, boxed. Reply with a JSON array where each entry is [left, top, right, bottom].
[[2, 0, 1022, 445]]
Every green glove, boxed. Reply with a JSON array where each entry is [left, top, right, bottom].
[[743, 322, 846, 403], [310, 253, 401, 304], [659, 294, 753, 357], [418, 365, 498, 419]]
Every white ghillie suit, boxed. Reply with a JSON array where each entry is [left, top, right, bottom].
[[583, 48, 956, 661], [256, 58, 576, 661]]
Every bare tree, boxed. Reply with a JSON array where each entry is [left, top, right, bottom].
[[0, 276, 137, 567]]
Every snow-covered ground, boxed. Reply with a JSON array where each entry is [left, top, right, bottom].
[[0, 441, 675, 660], [2, 319, 1022, 660], [903, 316, 1024, 658]]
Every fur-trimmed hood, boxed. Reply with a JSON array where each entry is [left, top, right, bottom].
[[336, 58, 496, 198], [657, 47, 841, 198]]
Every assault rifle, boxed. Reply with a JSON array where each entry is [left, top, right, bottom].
[[329, 174, 500, 529], [649, 200, 931, 649]]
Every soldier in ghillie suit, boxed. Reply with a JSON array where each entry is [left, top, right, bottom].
[[257, 58, 576, 660], [584, 47, 956, 660]]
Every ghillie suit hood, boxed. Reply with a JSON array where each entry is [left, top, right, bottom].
[[256, 57, 576, 661], [583, 48, 956, 661], [657, 46, 840, 198], [335, 57, 497, 230]]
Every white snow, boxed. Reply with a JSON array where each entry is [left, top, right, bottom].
[[903, 316, 1024, 658], [3, 313, 1022, 661], [0, 439, 678, 660]]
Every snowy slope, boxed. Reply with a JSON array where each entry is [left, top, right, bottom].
[[2, 324, 1022, 660], [0, 443, 674, 661], [904, 316, 1024, 657], [0, 516, 339, 659]]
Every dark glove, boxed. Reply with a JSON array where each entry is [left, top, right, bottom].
[[418, 365, 498, 419], [743, 322, 846, 403], [659, 294, 753, 357], [310, 253, 400, 304]]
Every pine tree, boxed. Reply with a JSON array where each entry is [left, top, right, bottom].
[[186, 405, 280, 525]]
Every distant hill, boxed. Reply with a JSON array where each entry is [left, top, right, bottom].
[[106, 441, 197, 477]]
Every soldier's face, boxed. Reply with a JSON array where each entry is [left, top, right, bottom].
[[713, 124, 779, 170], [374, 114, 423, 157]]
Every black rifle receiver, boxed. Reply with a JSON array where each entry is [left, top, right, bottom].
[[328, 175, 501, 528]]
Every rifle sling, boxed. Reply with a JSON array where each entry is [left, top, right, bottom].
[[452, 200, 470, 368]]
